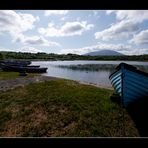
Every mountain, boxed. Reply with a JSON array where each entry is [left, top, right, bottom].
[[83, 50, 124, 56]]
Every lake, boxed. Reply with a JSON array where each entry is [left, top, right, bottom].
[[31, 61, 148, 88]]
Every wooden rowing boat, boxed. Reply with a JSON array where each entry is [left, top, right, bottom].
[[109, 63, 148, 107], [0, 63, 47, 73]]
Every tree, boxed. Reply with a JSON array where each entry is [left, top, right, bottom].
[[0, 53, 4, 60]]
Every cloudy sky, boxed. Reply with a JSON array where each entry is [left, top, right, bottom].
[[0, 10, 148, 55]]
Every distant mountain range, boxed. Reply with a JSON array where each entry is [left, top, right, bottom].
[[83, 50, 124, 56]]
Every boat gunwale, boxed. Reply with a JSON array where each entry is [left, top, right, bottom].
[[109, 62, 148, 79]]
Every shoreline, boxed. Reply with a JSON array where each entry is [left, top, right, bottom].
[[0, 75, 113, 91], [77, 81, 113, 90], [42, 75, 114, 90]]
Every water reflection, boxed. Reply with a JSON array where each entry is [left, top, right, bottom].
[[56, 64, 148, 73], [32, 61, 148, 88]]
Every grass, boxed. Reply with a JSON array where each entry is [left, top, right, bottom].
[[0, 79, 139, 137], [0, 71, 39, 80]]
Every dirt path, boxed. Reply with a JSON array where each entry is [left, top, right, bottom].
[[0, 76, 59, 91]]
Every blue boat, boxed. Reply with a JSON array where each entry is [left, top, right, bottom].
[[109, 63, 148, 107]]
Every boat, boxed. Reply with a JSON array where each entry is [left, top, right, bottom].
[[0, 60, 40, 68], [109, 63, 148, 107], [0, 60, 31, 67], [25, 65, 40, 68], [0, 63, 47, 73]]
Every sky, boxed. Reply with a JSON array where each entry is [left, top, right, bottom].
[[0, 10, 148, 55]]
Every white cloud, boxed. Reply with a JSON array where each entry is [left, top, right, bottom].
[[0, 46, 43, 53], [60, 43, 148, 55], [95, 10, 148, 41], [130, 29, 148, 45], [123, 48, 148, 55], [92, 10, 100, 16], [38, 21, 94, 37], [95, 20, 139, 41], [59, 43, 132, 55], [24, 36, 60, 47], [35, 16, 40, 22], [60, 16, 68, 21], [108, 10, 148, 23], [0, 10, 39, 42], [106, 10, 116, 15], [14, 34, 61, 47], [76, 17, 81, 21], [44, 10, 69, 16], [17, 46, 43, 53], [0, 47, 15, 52]]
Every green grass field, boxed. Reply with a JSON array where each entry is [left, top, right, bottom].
[[0, 71, 39, 80], [0, 78, 139, 137]]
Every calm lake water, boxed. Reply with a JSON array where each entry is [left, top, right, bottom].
[[31, 61, 148, 88]]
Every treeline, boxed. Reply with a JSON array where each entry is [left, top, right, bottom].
[[0, 51, 148, 61]]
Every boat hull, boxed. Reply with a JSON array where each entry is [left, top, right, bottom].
[[0, 60, 31, 67], [109, 63, 148, 107], [0, 63, 47, 73]]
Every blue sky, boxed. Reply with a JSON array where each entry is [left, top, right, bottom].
[[0, 10, 148, 55]]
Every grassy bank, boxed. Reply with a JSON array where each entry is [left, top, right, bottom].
[[0, 78, 139, 137], [0, 71, 39, 80]]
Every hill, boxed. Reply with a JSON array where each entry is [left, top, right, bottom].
[[84, 50, 124, 56]]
